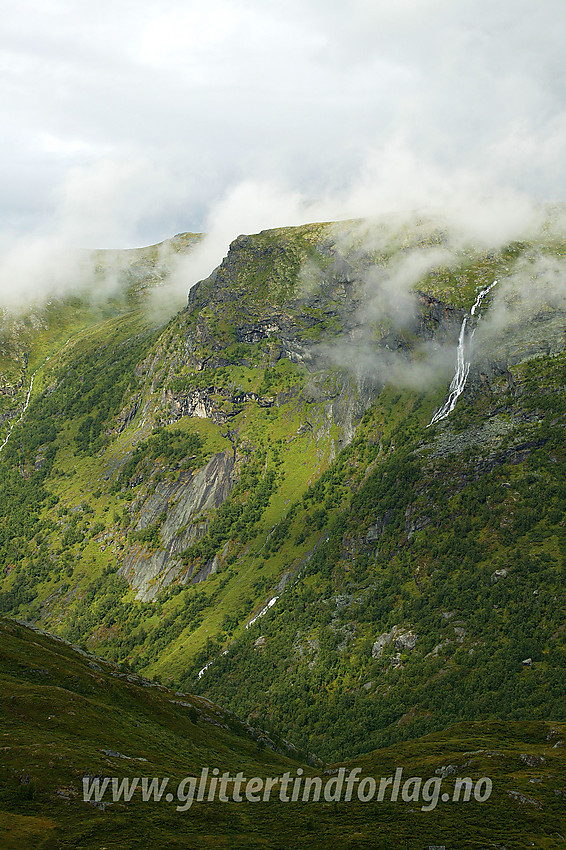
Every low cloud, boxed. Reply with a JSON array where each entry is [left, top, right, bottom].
[[474, 251, 566, 357], [315, 225, 459, 389], [2, 0, 565, 311], [160, 146, 551, 310], [312, 202, 566, 391], [0, 129, 561, 344], [0, 155, 186, 311], [3, 0, 565, 316]]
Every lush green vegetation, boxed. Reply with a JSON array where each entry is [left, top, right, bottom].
[[1, 618, 564, 849], [0, 214, 565, 789], [117, 428, 207, 487], [194, 367, 566, 759]]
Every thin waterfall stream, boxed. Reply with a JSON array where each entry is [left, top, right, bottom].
[[428, 279, 498, 426], [0, 336, 71, 454]]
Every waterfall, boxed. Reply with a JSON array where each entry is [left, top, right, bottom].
[[0, 369, 38, 453], [0, 337, 71, 454], [428, 280, 498, 426]]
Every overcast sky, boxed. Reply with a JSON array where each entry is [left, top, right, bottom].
[[1, 0, 565, 261]]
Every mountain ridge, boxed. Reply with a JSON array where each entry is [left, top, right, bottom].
[[0, 211, 564, 766]]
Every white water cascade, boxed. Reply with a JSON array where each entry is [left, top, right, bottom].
[[0, 368, 39, 453], [428, 280, 498, 426], [0, 336, 71, 454]]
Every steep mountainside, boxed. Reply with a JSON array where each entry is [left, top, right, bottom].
[[0, 212, 565, 765]]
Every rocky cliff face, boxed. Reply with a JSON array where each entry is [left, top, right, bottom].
[[119, 450, 234, 601], [87, 223, 532, 602], [185, 226, 464, 371], [164, 223, 467, 446], [102, 223, 484, 601]]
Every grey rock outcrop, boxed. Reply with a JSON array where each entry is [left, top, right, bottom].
[[371, 625, 418, 658], [119, 450, 234, 601]]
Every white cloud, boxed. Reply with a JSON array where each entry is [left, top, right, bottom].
[[0, 0, 565, 309]]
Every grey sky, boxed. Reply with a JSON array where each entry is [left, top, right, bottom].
[[1, 0, 565, 287]]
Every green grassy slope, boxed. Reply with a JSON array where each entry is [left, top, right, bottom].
[[195, 363, 566, 759], [1, 617, 564, 849], [0, 231, 202, 428]]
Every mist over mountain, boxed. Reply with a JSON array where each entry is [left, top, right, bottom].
[[2, 1, 566, 846], [2, 0, 566, 311], [0, 206, 565, 847]]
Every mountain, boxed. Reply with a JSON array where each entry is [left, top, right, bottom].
[[0, 211, 565, 781]]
